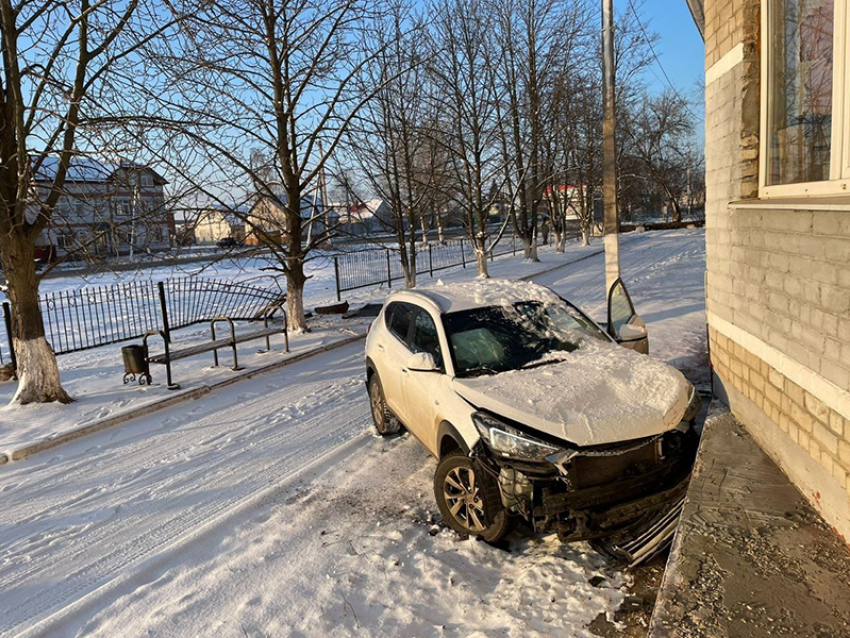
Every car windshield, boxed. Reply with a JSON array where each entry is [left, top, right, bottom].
[[444, 300, 610, 377]]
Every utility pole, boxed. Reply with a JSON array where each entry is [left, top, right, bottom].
[[602, 0, 621, 294]]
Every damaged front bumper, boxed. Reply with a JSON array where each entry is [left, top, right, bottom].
[[471, 422, 699, 545]]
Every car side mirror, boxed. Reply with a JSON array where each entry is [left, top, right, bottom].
[[617, 322, 647, 341], [406, 352, 438, 372]]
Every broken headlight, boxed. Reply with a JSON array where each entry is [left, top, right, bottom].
[[473, 412, 562, 461]]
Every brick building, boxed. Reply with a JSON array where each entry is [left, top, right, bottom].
[[694, 0, 850, 539]]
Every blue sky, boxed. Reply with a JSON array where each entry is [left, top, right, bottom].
[[639, 1, 705, 104]]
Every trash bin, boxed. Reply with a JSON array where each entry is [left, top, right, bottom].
[[122, 345, 150, 385]]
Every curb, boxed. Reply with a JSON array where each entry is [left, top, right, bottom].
[[5, 333, 366, 465]]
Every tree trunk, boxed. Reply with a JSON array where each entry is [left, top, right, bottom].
[[285, 258, 309, 333], [419, 214, 429, 248], [3, 240, 72, 405], [671, 198, 682, 223], [475, 242, 489, 278], [555, 229, 566, 252], [436, 213, 445, 244]]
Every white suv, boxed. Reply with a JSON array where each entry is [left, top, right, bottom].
[[364, 279, 700, 551]]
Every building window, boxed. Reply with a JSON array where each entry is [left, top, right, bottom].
[[140, 173, 153, 187], [762, 0, 849, 196]]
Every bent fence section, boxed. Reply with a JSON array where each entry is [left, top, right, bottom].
[[1, 277, 286, 370]]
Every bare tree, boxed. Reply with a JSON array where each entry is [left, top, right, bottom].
[[622, 90, 696, 222], [153, 0, 391, 332], [0, 0, 169, 404], [430, 0, 504, 277], [346, 2, 433, 287]]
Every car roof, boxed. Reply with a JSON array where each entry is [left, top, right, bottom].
[[387, 279, 564, 315]]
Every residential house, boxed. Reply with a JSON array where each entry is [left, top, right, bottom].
[[244, 192, 325, 246], [32, 156, 172, 260], [334, 199, 393, 237], [694, 0, 850, 539], [193, 206, 247, 244]]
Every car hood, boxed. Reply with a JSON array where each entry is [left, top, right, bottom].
[[451, 342, 691, 447]]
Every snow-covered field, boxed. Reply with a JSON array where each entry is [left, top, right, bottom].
[[0, 230, 707, 638]]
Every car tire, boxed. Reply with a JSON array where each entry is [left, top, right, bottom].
[[368, 374, 401, 436], [434, 451, 511, 543]]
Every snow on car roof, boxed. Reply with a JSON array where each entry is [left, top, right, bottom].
[[402, 279, 563, 314]]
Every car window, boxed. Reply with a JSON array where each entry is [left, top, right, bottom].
[[444, 300, 609, 377], [387, 302, 415, 345], [411, 309, 443, 367], [608, 280, 636, 336]]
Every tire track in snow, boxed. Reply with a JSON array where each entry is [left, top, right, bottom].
[[0, 344, 372, 637]]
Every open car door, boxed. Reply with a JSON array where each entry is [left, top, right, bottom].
[[607, 278, 649, 354]]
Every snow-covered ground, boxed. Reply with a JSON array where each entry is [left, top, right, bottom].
[[0, 230, 706, 638], [0, 241, 602, 454]]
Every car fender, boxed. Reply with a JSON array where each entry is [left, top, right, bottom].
[[437, 421, 470, 458]]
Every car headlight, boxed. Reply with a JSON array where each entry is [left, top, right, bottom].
[[473, 412, 562, 461]]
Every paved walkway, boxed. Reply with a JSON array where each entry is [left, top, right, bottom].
[[650, 404, 850, 637]]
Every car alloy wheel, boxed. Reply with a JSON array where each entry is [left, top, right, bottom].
[[443, 466, 486, 531], [369, 374, 400, 435], [434, 451, 511, 542]]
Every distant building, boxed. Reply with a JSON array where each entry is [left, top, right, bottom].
[[543, 184, 589, 222], [194, 206, 247, 244], [31, 156, 172, 260], [333, 199, 392, 236], [244, 192, 325, 246]]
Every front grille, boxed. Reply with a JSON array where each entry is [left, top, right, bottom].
[[571, 441, 660, 490]]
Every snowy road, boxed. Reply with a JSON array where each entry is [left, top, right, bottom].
[[0, 230, 706, 637], [0, 344, 373, 637]]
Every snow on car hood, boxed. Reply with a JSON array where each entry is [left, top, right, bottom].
[[451, 342, 691, 447]]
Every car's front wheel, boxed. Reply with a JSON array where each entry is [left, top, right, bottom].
[[368, 373, 401, 436], [434, 451, 511, 542]]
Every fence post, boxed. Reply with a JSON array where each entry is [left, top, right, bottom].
[[2, 302, 17, 376], [386, 249, 392, 288], [429, 245, 433, 277], [157, 281, 172, 343], [333, 256, 341, 302], [461, 239, 466, 268]]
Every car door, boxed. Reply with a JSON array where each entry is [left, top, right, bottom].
[[607, 278, 649, 354], [402, 307, 445, 449], [379, 301, 417, 422]]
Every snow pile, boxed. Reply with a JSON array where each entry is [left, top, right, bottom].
[[419, 278, 563, 313], [453, 339, 691, 446]]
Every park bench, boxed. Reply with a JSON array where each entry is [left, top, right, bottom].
[[141, 302, 289, 389]]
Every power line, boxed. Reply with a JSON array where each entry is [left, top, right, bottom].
[[626, 0, 704, 122]]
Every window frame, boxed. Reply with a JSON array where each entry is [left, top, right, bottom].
[[759, 0, 850, 198]]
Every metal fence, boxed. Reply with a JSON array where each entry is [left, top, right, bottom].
[[1, 277, 286, 366], [333, 236, 532, 300]]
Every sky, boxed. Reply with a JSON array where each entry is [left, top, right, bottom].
[[637, 0, 706, 118], [646, 1, 704, 86]]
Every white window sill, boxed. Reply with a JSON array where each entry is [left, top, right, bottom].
[[730, 197, 850, 212]]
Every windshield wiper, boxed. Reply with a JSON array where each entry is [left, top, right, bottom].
[[521, 357, 568, 371], [462, 366, 501, 377]]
